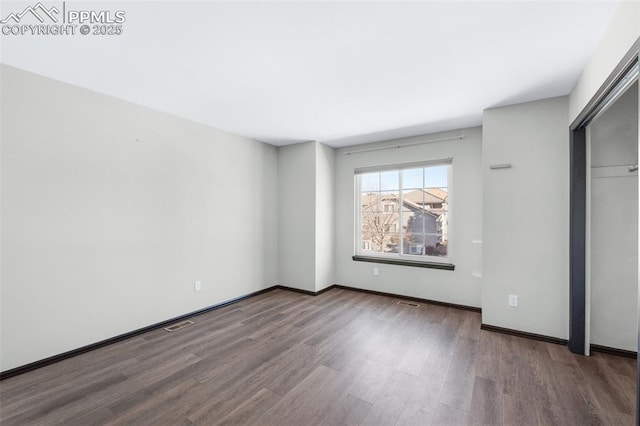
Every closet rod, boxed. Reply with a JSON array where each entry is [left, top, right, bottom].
[[591, 164, 638, 169]]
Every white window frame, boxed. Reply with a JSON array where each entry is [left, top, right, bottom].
[[355, 159, 453, 265]]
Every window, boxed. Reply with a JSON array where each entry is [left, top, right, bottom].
[[356, 160, 451, 264], [409, 243, 423, 255], [385, 223, 397, 233]]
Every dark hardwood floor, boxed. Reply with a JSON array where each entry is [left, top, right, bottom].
[[0, 288, 636, 425]]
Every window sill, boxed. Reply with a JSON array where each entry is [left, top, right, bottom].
[[352, 255, 455, 271]]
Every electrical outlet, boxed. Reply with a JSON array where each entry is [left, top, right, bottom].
[[194, 281, 202, 292], [508, 294, 518, 307], [373, 267, 379, 276]]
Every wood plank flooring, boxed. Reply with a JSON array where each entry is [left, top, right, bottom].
[[0, 288, 636, 425]]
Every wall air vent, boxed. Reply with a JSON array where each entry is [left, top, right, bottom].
[[163, 320, 194, 332], [397, 301, 419, 308]]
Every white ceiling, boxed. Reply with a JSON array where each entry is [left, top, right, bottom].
[[0, 1, 620, 147]]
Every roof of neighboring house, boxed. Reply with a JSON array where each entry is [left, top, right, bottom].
[[361, 193, 440, 218], [404, 189, 448, 205]]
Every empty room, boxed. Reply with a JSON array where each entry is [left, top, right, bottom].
[[1, 1, 639, 425]]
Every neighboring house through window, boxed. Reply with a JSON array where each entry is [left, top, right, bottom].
[[356, 160, 451, 262]]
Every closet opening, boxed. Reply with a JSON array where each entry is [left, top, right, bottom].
[[569, 42, 638, 356]]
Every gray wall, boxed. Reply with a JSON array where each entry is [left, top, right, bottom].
[[315, 142, 336, 292], [590, 82, 639, 168], [277, 141, 317, 292], [482, 97, 570, 339], [0, 65, 279, 371], [277, 141, 336, 293], [334, 128, 483, 307], [589, 82, 638, 352], [569, 1, 639, 123]]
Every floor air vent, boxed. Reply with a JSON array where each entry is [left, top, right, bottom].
[[164, 320, 194, 332], [398, 301, 419, 308]]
